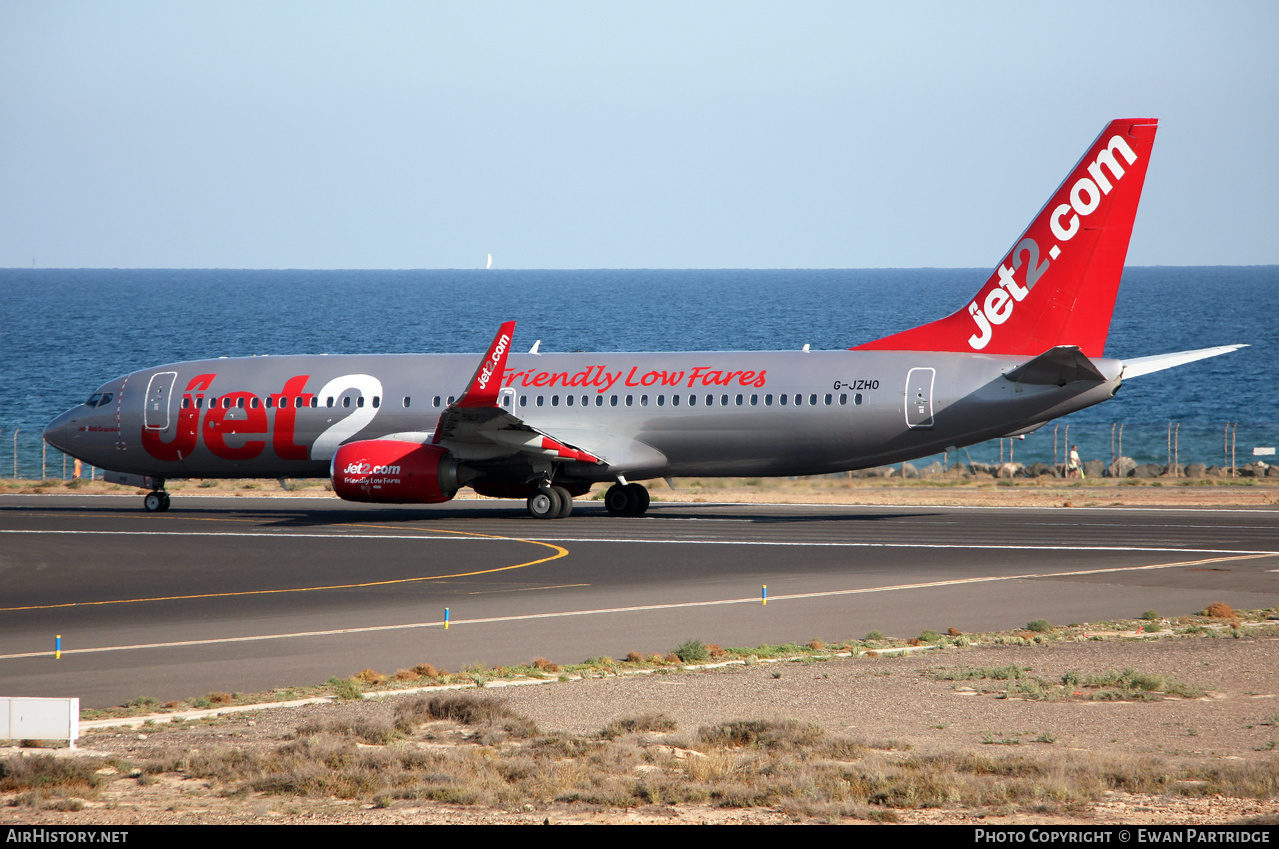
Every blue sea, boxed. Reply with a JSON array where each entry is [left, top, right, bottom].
[[1, 267, 1273, 479]]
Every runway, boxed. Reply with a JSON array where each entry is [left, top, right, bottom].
[[1, 493, 1277, 708]]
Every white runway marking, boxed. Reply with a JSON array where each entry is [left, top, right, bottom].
[[0, 553, 1267, 662], [0, 528, 1275, 555]]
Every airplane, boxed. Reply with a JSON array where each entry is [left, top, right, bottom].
[[44, 118, 1244, 519]]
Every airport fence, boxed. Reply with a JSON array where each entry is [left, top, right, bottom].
[[1, 421, 1275, 482]]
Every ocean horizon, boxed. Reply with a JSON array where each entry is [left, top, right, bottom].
[[2, 265, 1273, 479]]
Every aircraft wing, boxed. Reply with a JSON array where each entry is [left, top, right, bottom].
[[428, 322, 608, 466]]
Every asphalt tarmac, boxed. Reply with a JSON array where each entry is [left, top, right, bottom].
[[2, 493, 1277, 708]]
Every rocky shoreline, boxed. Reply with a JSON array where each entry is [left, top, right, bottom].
[[853, 457, 1277, 481]]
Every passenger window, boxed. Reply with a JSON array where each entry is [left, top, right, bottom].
[[839, 393, 847, 405], [357, 397, 365, 408], [610, 395, 618, 406], [182, 397, 191, 409], [250, 397, 259, 409], [309, 397, 318, 408], [196, 397, 204, 409], [582, 395, 589, 407], [552, 395, 560, 406], [824, 393, 832, 405], [641, 395, 649, 406], [595, 396, 603, 406], [326, 396, 335, 407], [688, 395, 695, 406], [520, 395, 528, 407], [343, 396, 351, 408], [372, 396, 380, 408], [750, 394, 758, 406], [810, 394, 818, 406], [403, 396, 411, 408], [626, 395, 633, 406], [735, 394, 743, 406], [447, 396, 455, 405], [566, 395, 574, 406], [855, 393, 863, 405], [765, 394, 773, 406], [779, 394, 788, 406], [264, 397, 273, 409], [537, 395, 544, 406], [433, 396, 441, 408], [721, 395, 729, 406]]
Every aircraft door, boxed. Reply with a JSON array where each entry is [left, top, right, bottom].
[[905, 367, 935, 430], [143, 371, 177, 431]]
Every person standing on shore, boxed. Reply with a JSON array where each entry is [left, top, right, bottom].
[[1068, 445, 1084, 479]]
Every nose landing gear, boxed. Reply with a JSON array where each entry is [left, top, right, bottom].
[[143, 477, 170, 512], [143, 490, 171, 512]]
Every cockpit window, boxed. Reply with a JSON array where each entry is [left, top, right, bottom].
[[85, 392, 113, 408]]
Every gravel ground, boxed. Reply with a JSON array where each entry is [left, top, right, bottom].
[[4, 630, 1278, 825], [4, 483, 1276, 823]]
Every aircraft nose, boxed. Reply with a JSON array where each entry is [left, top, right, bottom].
[[43, 408, 80, 454]]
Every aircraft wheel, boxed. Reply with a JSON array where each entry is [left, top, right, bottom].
[[604, 483, 635, 517], [527, 487, 563, 520], [551, 485, 573, 518], [144, 491, 169, 513], [629, 483, 650, 515]]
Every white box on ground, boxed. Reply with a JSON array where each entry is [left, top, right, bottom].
[[1, 697, 80, 747]]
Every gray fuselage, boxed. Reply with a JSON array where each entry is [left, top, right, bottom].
[[44, 348, 1123, 489]]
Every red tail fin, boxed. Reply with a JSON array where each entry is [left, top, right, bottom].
[[855, 119, 1158, 357]]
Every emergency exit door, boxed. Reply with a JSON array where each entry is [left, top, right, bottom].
[[905, 367, 935, 429]]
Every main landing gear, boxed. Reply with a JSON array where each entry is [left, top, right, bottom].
[[527, 485, 574, 520], [143, 490, 171, 513], [604, 482, 649, 517]]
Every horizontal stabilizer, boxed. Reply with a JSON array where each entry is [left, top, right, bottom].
[[1003, 346, 1106, 386], [1121, 344, 1247, 379]]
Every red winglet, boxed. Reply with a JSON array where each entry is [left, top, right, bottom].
[[456, 321, 516, 408]]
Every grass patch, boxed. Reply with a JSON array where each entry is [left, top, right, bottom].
[[327, 677, 364, 700], [599, 713, 678, 739], [698, 719, 824, 749], [671, 639, 710, 664], [931, 666, 1201, 701]]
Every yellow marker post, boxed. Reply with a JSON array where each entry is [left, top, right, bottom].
[[762, 585, 767, 605], [444, 607, 450, 630], [55, 634, 61, 659]]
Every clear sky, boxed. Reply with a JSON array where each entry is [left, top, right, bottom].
[[2, 1, 1275, 269]]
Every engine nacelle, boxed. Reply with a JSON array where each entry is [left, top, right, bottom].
[[331, 440, 467, 504]]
